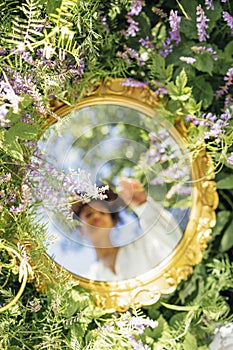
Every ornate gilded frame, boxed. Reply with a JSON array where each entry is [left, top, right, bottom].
[[37, 78, 218, 312]]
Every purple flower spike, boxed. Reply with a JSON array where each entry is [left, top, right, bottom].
[[223, 11, 233, 34], [227, 152, 233, 165], [169, 10, 181, 44], [159, 38, 173, 58], [191, 46, 218, 61], [122, 78, 148, 88], [180, 56, 196, 64], [0, 47, 6, 56], [205, 0, 214, 10], [139, 36, 155, 49], [128, 0, 143, 16], [196, 5, 210, 42], [216, 67, 233, 97], [123, 17, 140, 37]]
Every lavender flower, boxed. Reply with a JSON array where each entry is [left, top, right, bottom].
[[94, 310, 157, 349], [223, 68, 233, 83], [227, 152, 233, 165], [20, 112, 34, 124], [122, 78, 148, 88], [203, 119, 229, 138], [2, 69, 48, 115], [185, 109, 231, 139], [224, 95, 233, 108], [159, 37, 173, 58], [179, 56, 196, 64], [0, 47, 6, 56], [186, 112, 217, 126], [139, 36, 155, 49], [9, 203, 25, 214], [223, 11, 233, 34], [118, 45, 145, 66], [169, 10, 181, 44], [205, 0, 214, 10], [166, 183, 192, 199], [150, 163, 189, 185], [28, 298, 42, 313], [66, 58, 85, 82], [122, 17, 140, 37], [216, 67, 233, 97], [152, 7, 167, 18], [143, 129, 178, 168], [156, 87, 168, 95], [4, 173, 11, 182], [99, 15, 110, 33], [128, 0, 143, 16], [27, 152, 109, 223], [196, 5, 210, 42], [127, 316, 158, 334], [122, 0, 143, 37], [191, 45, 218, 60], [159, 10, 181, 57]]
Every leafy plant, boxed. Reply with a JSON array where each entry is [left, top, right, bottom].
[[0, 0, 233, 349]]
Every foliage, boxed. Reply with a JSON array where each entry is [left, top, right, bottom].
[[0, 0, 233, 349]]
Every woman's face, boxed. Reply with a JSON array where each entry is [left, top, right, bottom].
[[79, 201, 115, 245]]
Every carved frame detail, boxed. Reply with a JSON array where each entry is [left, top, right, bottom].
[[36, 78, 218, 312]]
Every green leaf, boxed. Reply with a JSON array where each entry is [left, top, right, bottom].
[[184, 97, 202, 114], [144, 315, 167, 340], [7, 122, 38, 140], [19, 94, 34, 109], [6, 111, 22, 126], [0, 129, 6, 140], [69, 323, 88, 344], [4, 137, 24, 161], [167, 83, 191, 101], [167, 100, 181, 114], [206, 1, 222, 31], [192, 76, 214, 109], [169, 311, 187, 328], [179, 0, 199, 39], [166, 64, 174, 82], [149, 53, 173, 83], [167, 69, 192, 101], [176, 69, 187, 90], [46, 0, 62, 14], [194, 53, 214, 75], [220, 219, 233, 252], [212, 211, 232, 237], [62, 287, 92, 318], [216, 175, 233, 189], [224, 41, 233, 60], [183, 332, 198, 350]]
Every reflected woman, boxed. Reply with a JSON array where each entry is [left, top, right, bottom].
[[72, 178, 183, 281]]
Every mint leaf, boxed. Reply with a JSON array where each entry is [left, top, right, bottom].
[[4, 136, 24, 161], [7, 122, 38, 140], [220, 219, 233, 252], [216, 175, 233, 189], [194, 53, 214, 75]]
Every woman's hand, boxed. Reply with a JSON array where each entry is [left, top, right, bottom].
[[117, 177, 147, 208]]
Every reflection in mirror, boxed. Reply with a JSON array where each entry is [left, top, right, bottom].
[[34, 104, 192, 281]]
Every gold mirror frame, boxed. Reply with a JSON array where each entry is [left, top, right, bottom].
[[38, 78, 218, 312]]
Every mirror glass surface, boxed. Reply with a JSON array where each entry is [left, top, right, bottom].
[[36, 104, 192, 281]]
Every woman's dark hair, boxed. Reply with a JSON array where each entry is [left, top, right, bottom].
[[72, 186, 124, 224]]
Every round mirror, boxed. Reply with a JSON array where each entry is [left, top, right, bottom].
[[32, 79, 218, 311]]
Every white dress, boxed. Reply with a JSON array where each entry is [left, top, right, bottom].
[[86, 197, 183, 281]]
